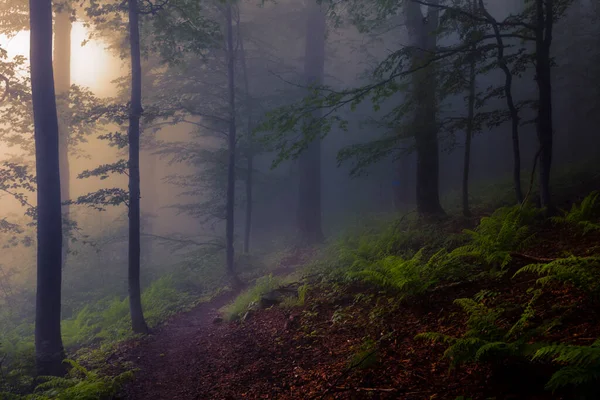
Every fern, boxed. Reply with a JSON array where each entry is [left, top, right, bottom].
[[551, 191, 600, 234], [506, 289, 542, 339], [417, 290, 543, 369], [533, 340, 600, 391], [450, 205, 541, 270], [1, 359, 135, 400], [515, 256, 600, 293], [347, 248, 469, 298]]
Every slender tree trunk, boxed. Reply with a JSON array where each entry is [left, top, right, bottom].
[[30, 0, 65, 377], [535, 0, 554, 211], [405, 1, 445, 218], [298, 0, 325, 244], [237, 21, 253, 254], [463, 51, 476, 217], [53, 9, 71, 266], [479, 0, 523, 203], [141, 151, 158, 266], [225, 3, 240, 286], [244, 143, 253, 254], [127, 0, 148, 334]]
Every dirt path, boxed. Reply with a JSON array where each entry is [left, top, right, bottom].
[[121, 289, 242, 400], [119, 256, 308, 400]]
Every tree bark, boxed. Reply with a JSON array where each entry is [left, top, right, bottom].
[[478, 0, 523, 204], [238, 25, 253, 254], [30, 0, 66, 377], [127, 0, 148, 334], [298, 0, 325, 244], [225, 3, 240, 286], [53, 8, 71, 265], [405, 1, 445, 218], [462, 49, 476, 217], [535, 0, 554, 211]]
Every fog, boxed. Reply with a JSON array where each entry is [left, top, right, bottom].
[[1, 0, 599, 391]]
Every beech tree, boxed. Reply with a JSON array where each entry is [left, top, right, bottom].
[[126, 0, 149, 334], [29, 0, 66, 376], [297, 0, 326, 243], [405, 0, 445, 217], [224, 1, 241, 285]]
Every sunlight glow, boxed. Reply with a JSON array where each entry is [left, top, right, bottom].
[[0, 22, 120, 96]]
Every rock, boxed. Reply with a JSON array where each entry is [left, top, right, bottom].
[[258, 286, 299, 309], [212, 316, 223, 324]]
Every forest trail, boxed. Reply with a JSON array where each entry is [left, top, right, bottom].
[[118, 251, 311, 400], [119, 288, 241, 400]]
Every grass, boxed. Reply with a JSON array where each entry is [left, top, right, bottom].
[[220, 273, 305, 321]]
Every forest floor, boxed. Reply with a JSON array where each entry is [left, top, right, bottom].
[[110, 219, 600, 400]]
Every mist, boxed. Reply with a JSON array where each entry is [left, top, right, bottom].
[[1, 0, 600, 398]]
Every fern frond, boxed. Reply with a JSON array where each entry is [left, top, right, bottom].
[[533, 343, 600, 366], [545, 365, 600, 391], [514, 256, 600, 292], [414, 331, 455, 344]]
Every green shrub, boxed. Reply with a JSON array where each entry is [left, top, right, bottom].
[[534, 340, 600, 392], [416, 290, 545, 368], [450, 205, 541, 270], [0, 359, 133, 400], [347, 247, 470, 298], [62, 275, 193, 347], [551, 191, 600, 234], [515, 256, 600, 293]]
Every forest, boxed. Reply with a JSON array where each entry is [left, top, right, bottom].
[[0, 0, 599, 398]]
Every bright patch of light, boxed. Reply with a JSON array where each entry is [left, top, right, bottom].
[[0, 22, 120, 96]]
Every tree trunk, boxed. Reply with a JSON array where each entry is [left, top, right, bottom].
[[405, 1, 445, 218], [53, 9, 71, 266], [479, 0, 523, 203], [30, 0, 66, 377], [462, 51, 476, 217], [127, 0, 148, 334], [535, 0, 554, 211], [298, 0, 325, 244], [141, 151, 158, 266], [225, 3, 240, 286], [238, 21, 253, 254], [244, 146, 253, 254]]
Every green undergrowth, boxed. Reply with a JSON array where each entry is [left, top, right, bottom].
[[0, 245, 292, 396], [414, 192, 600, 397], [551, 190, 600, 234], [221, 272, 304, 321], [1, 359, 133, 400], [417, 252, 600, 396], [308, 202, 544, 299], [304, 190, 600, 398]]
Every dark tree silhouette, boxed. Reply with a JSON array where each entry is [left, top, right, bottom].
[[29, 0, 66, 377], [533, 0, 555, 211], [225, 2, 241, 286], [298, 0, 326, 244], [405, 1, 446, 217], [239, 27, 254, 255], [127, 0, 149, 334]]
